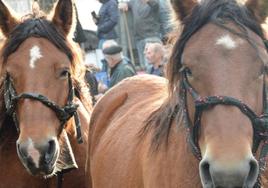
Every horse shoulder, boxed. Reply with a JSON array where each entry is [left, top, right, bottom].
[[89, 86, 128, 154], [88, 75, 168, 186], [89, 75, 168, 150]]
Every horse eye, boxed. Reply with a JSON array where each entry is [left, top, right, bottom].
[[59, 69, 69, 78], [185, 67, 193, 77]]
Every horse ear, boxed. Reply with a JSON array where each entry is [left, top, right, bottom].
[[245, 0, 268, 23], [170, 0, 198, 21], [52, 0, 75, 36], [0, 1, 19, 37]]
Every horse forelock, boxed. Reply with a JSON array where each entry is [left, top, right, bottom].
[[2, 18, 72, 62], [145, 0, 266, 151]]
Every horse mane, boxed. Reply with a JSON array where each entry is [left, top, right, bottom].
[[142, 0, 266, 151], [0, 17, 92, 135]]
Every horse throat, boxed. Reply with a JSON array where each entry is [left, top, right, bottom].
[[46, 129, 78, 178]]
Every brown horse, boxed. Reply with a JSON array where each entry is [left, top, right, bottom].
[[88, 0, 268, 187], [0, 0, 91, 187]]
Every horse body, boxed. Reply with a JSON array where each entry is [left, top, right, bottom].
[[0, 0, 91, 187], [89, 75, 202, 187], [89, 0, 268, 187]]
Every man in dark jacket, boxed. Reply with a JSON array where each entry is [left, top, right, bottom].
[[73, 4, 86, 47], [102, 40, 136, 88], [93, 0, 119, 49], [95, 40, 136, 98], [85, 66, 99, 105]]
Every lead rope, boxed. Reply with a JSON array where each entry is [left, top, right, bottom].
[[254, 40, 268, 188], [57, 172, 63, 188], [254, 80, 268, 188], [66, 74, 83, 144]]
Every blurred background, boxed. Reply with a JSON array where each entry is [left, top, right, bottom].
[[3, 0, 267, 74], [4, 0, 101, 31]]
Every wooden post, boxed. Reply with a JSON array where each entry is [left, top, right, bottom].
[[122, 11, 135, 66]]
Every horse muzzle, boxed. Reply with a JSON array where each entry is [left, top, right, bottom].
[[199, 156, 259, 188], [16, 138, 59, 176]]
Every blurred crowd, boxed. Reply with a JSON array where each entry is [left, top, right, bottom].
[[0, 0, 174, 104], [77, 0, 174, 102], [4, 0, 268, 104]]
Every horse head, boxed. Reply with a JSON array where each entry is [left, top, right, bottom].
[[170, 0, 268, 187], [0, 0, 83, 177]]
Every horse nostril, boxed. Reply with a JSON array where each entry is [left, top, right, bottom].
[[44, 139, 56, 164], [245, 158, 259, 188], [47, 140, 56, 155], [199, 160, 214, 188], [16, 142, 28, 159]]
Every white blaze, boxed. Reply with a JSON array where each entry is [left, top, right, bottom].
[[29, 45, 43, 69], [27, 139, 40, 168], [216, 34, 237, 49]]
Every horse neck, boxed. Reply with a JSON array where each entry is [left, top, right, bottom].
[[142, 110, 202, 187], [65, 95, 91, 139], [170, 112, 202, 186], [74, 82, 93, 114], [79, 95, 93, 114]]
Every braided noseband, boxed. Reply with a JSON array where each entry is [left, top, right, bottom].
[[3, 73, 83, 144]]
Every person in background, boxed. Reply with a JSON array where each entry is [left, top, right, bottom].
[[101, 40, 135, 72], [144, 42, 165, 77], [101, 40, 136, 90], [104, 44, 136, 88], [84, 65, 99, 105], [118, 0, 161, 71], [93, 0, 119, 49], [159, 0, 173, 43], [32, 0, 41, 16], [73, 4, 86, 47], [21, 0, 44, 20]]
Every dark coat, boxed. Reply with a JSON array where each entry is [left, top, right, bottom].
[[74, 18, 86, 44], [97, 0, 119, 40], [73, 4, 86, 44], [85, 71, 99, 95], [109, 60, 136, 88], [148, 64, 164, 77], [127, 0, 160, 40]]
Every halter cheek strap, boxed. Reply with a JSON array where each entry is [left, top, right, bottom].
[[3, 73, 83, 144]]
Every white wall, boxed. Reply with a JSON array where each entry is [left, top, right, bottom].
[[4, 0, 101, 31], [76, 0, 101, 31], [4, 0, 31, 14]]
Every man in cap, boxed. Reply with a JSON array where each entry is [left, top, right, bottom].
[[101, 40, 136, 89]]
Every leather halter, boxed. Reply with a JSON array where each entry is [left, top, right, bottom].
[[180, 64, 268, 187], [3, 73, 83, 144]]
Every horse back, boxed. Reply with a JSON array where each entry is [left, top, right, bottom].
[[88, 75, 168, 187]]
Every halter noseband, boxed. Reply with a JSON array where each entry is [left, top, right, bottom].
[[3, 73, 83, 143]]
